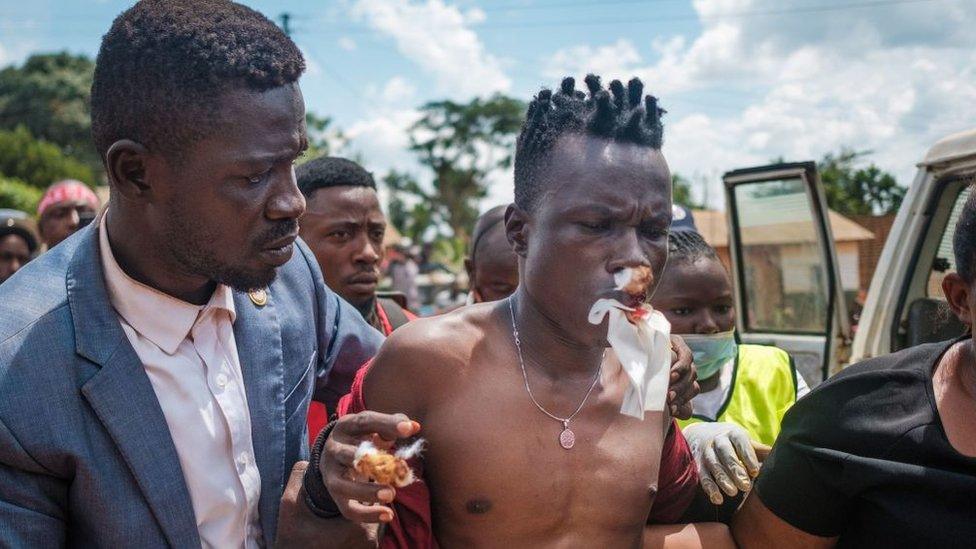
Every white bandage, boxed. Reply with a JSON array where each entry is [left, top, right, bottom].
[[588, 298, 672, 419]]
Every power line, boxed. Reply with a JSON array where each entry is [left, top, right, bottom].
[[294, 0, 943, 35]]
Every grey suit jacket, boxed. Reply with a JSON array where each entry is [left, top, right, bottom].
[[0, 223, 384, 547]]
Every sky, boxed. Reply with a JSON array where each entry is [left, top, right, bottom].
[[2, 0, 975, 210]]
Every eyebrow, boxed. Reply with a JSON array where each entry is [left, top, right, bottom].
[[561, 204, 616, 217], [238, 138, 309, 166], [310, 217, 386, 229]]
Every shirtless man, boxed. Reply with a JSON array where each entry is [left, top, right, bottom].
[[304, 76, 723, 548]]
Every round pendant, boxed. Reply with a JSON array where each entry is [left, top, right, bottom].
[[559, 428, 576, 449]]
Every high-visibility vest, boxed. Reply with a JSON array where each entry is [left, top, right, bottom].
[[678, 344, 799, 446]]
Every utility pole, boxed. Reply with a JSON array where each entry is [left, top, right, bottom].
[[278, 12, 292, 37]]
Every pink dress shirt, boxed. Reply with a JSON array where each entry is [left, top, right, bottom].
[[99, 216, 263, 548]]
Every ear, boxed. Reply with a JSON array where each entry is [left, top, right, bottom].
[[105, 140, 152, 202], [504, 204, 529, 257], [942, 272, 973, 327]]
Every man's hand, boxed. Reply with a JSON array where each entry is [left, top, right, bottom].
[[322, 411, 421, 523], [277, 461, 377, 548], [669, 335, 699, 419], [683, 422, 760, 505]]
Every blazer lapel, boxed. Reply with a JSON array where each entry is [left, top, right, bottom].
[[68, 224, 200, 548], [234, 289, 285, 545]]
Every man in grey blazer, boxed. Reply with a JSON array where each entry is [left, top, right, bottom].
[[0, 0, 382, 546]]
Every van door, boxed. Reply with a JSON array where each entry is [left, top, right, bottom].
[[723, 162, 851, 387]]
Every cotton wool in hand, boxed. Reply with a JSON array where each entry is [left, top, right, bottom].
[[352, 439, 426, 488]]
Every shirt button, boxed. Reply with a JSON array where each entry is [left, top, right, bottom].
[[238, 453, 249, 470], [216, 373, 229, 388]]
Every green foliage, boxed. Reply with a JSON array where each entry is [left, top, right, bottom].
[[818, 148, 904, 216], [386, 170, 435, 242], [672, 173, 704, 209], [387, 94, 525, 258], [0, 52, 99, 172], [0, 177, 44, 213], [0, 126, 94, 189], [299, 112, 347, 165]]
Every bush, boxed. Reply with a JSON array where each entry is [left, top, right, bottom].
[[0, 177, 44, 213], [0, 125, 94, 189]]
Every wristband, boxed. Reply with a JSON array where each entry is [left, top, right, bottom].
[[303, 419, 343, 518]]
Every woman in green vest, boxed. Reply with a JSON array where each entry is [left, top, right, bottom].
[[652, 224, 809, 503]]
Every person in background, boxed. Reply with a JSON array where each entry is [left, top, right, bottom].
[[296, 156, 416, 444], [297, 156, 415, 335], [37, 179, 100, 249], [651, 215, 809, 506], [388, 241, 420, 312], [464, 204, 519, 304], [0, 209, 38, 284]]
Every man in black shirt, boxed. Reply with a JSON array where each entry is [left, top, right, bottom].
[[732, 191, 976, 548]]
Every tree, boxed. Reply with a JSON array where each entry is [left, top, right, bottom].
[[672, 173, 704, 209], [0, 177, 43, 212], [385, 94, 525, 260], [0, 52, 98, 173], [818, 148, 904, 216], [385, 171, 435, 243], [300, 112, 347, 164], [0, 126, 94, 189]]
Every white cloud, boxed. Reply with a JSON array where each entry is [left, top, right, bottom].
[[543, 38, 642, 83], [349, 0, 511, 97], [0, 39, 37, 68], [338, 37, 357, 51], [381, 77, 417, 103], [541, 0, 976, 207], [345, 108, 424, 178]]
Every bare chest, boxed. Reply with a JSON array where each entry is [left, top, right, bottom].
[[419, 370, 667, 539]]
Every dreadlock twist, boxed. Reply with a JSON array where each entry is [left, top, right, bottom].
[[514, 74, 665, 211], [668, 230, 719, 265]]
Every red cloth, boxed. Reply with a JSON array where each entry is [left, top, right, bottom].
[[37, 179, 99, 216], [307, 300, 417, 447], [337, 362, 700, 548], [376, 299, 418, 335]]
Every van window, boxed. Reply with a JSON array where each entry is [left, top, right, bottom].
[[927, 186, 972, 298], [733, 178, 830, 334]]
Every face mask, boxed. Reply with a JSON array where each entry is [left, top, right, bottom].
[[680, 330, 737, 381]]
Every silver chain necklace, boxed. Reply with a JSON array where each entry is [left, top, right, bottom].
[[508, 298, 603, 450]]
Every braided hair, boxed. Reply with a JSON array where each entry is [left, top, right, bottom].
[[513, 74, 666, 211], [668, 230, 719, 265]]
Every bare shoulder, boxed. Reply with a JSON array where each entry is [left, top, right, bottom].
[[362, 302, 503, 419]]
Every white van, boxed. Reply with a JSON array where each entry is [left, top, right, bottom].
[[722, 129, 975, 387]]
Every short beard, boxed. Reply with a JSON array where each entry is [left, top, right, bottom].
[[162, 206, 296, 293]]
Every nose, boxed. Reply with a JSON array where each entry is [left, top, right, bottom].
[[607, 228, 650, 275], [696, 311, 721, 334], [353, 234, 380, 265], [66, 208, 80, 230], [266, 167, 306, 221]]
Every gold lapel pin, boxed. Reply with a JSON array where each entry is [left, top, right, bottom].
[[248, 288, 268, 307]]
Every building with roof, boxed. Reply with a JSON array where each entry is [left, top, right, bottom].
[[690, 208, 875, 296]]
